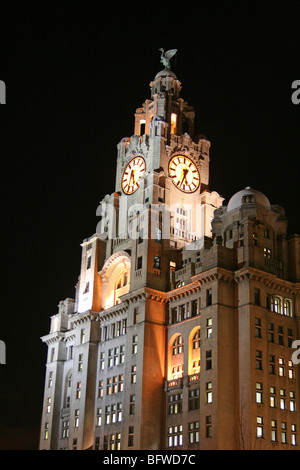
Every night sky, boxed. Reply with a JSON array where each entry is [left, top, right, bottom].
[[1, 1, 299, 450]]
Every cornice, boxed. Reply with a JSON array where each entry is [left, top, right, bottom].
[[234, 266, 300, 294], [167, 281, 200, 302]]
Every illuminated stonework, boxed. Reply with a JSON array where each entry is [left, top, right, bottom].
[[39, 55, 300, 451]]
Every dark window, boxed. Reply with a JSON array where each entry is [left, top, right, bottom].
[[207, 289, 212, 306], [137, 256, 142, 270]]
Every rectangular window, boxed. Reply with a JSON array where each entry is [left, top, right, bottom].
[[133, 308, 139, 324], [137, 256, 142, 270], [108, 349, 113, 368], [44, 423, 49, 440], [168, 425, 183, 447], [62, 420, 70, 439], [206, 288, 212, 306], [129, 395, 135, 415], [257, 416, 263, 438], [96, 408, 102, 427], [48, 371, 53, 388], [271, 420, 277, 442], [206, 318, 212, 338], [278, 326, 284, 345], [206, 350, 212, 370], [100, 352, 105, 370], [280, 389, 286, 410], [268, 323, 274, 343], [191, 300, 198, 317], [206, 382, 212, 403], [269, 354, 275, 374], [86, 255, 91, 269], [78, 353, 83, 371], [188, 389, 200, 411], [153, 256, 161, 269], [264, 247, 272, 259], [255, 318, 262, 338], [279, 357, 285, 377], [255, 350, 262, 370], [98, 380, 103, 398], [270, 386, 276, 407], [289, 391, 296, 412], [74, 409, 79, 428], [291, 424, 297, 446], [188, 421, 200, 444], [80, 328, 85, 344], [281, 422, 287, 443], [254, 288, 260, 305], [128, 426, 134, 447], [132, 335, 138, 354], [131, 365, 137, 384], [76, 382, 81, 399], [50, 348, 55, 362], [206, 416, 212, 438], [256, 382, 263, 403]]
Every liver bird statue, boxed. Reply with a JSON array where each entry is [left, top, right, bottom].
[[159, 48, 177, 70]]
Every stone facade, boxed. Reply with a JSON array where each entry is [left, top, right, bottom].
[[39, 58, 300, 450]]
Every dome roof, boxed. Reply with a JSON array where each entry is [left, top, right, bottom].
[[227, 187, 271, 212], [155, 69, 177, 79]]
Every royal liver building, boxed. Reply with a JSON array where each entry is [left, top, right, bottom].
[[39, 50, 300, 450]]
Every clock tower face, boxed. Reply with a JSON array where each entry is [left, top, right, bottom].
[[121, 156, 146, 195], [168, 155, 200, 193]]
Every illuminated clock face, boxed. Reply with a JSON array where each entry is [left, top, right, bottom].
[[168, 155, 200, 193], [121, 157, 146, 195]]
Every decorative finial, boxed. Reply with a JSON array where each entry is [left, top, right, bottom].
[[159, 48, 177, 70]]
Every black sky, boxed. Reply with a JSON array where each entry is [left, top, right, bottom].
[[1, 1, 299, 450]]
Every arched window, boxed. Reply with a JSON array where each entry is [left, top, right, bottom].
[[116, 271, 128, 290], [192, 330, 200, 349], [172, 335, 184, 355], [188, 327, 201, 376]]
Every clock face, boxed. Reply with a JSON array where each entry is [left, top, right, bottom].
[[121, 157, 146, 195], [168, 155, 200, 193]]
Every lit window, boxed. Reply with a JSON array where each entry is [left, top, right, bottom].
[[189, 421, 200, 444], [80, 328, 85, 344], [76, 382, 81, 399], [172, 335, 183, 355], [206, 318, 212, 338], [281, 422, 287, 443], [256, 382, 263, 403], [257, 416, 263, 438], [168, 425, 183, 447], [264, 247, 272, 259], [270, 386, 276, 408], [132, 335, 138, 354], [289, 391, 296, 412], [96, 408, 102, 427], [74, 409, 80, 428], [206, 382, 212, 403], [271, 420, 277, 442], [44, 423, 49, 440], [170, 113, 177, 134], [280, 389, 286, 410], [193, 330, 200, 349]]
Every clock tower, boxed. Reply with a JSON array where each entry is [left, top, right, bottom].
[[96, 49, 223, 296]]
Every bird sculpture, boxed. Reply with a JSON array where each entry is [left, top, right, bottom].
[[159, 48, 177, 70]]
